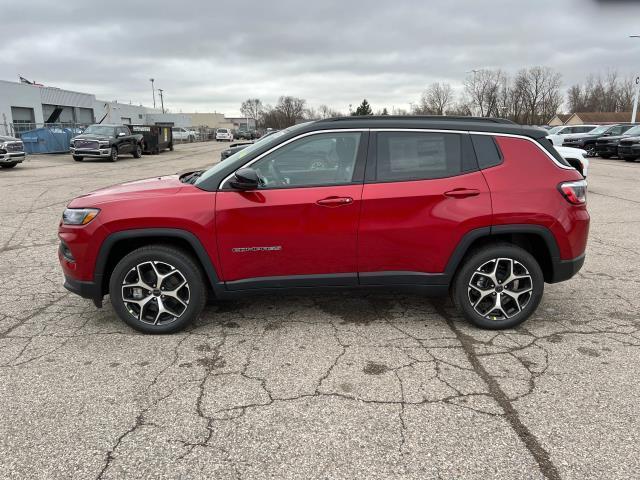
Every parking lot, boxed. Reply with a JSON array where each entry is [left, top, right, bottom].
[[1, 143, 638, 479]]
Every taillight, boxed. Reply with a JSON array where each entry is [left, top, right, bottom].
[[558, 180, 587, 205]]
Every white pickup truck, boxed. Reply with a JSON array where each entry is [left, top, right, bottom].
[[0, 135, 25, 169]]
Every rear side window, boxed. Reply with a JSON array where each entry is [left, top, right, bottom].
[[375, 132, 463, 182], [471, 135, 502, 169]]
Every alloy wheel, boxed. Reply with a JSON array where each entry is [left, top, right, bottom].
[[121, 261, 190, 325], [467, 257, 533, 321]]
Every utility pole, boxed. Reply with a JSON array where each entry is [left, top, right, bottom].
[[149, 78, 156, 109], [631, 36, 640, 123], [158, 89, 165, 114]]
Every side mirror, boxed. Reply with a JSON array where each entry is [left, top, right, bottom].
[[230, 168, 260, 190], [118, 132, 126, 137]]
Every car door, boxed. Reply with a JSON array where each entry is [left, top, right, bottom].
[[357, 130, 492, 285], [215, 130, 368, 289], [117, 127, 132, 153]]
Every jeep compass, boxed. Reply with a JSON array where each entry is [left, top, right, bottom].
[[58, 116, 589, 333]]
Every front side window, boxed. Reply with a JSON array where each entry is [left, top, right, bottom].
[[250, 132, 361, 188], [375, 132, 462, 182]]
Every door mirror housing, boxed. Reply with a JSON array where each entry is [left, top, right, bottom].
[[230, 168, 260, 190], [118, 132, 126, 137]]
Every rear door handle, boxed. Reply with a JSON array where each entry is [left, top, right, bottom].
[[316, 196, 354, 207], [444, 188, 480, 199]]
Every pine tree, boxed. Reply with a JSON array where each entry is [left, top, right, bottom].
[[352, 99, 374, 116]]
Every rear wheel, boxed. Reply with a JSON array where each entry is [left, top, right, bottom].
[[109, 146, 118, 162], [109, 245, 207, 334], [133, 144, 142, 158], [600, 154, 611, 159], [0, 162, 17, 169], [73, 156, 83, 162], [624, 157, 637, 162], [452, 244, 544, 329]]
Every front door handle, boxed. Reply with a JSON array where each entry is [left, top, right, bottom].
[[444, 188, 480, 199], [316, 196, 354, 207]]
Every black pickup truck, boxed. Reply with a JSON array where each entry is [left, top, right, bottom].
[[70, 124, 144, 162]]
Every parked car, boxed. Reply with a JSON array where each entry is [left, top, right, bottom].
[[59, 116, 589, 333], [555, 145, 589, 178], [216, 128, 234, 142], [0, 135, 25, 169], [562, 123, 635, 156], [70, 124, 144, 162], [221, 141, 254, 160], [172, 127, 196, 142], [235, 130, 253, 140], [617, 134, 640, 162], [547, 124, 598, 146], [594, 124, 640, 158]]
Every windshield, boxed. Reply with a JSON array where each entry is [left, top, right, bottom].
[[623, 125, 640, 136], [217, 129, 228, 133], [548, 126, 564, 134], [82, 125, 115, 136], [195, 123, 311, 187], [589, 125, 609, 135]]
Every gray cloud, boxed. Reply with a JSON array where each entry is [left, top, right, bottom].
[[2, 0, 640, 115]]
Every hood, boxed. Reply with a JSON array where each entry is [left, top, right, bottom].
[[619, 135, 640, 144], [555, 145, 586, 156], [563, 132, 599, 141], [70, 175, 185, 206], [597, 134, 627, 142], [0, 135, 20, 142]]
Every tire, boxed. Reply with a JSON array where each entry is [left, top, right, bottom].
[[1, 162, 18, 168], [109, 245, 207, 334], [452, 244, 544, 330], [169, 143, 174, 151], [73, 156, 83, 162], [624, 157, 637, 162], [109, 146, 118, 162], [600, 154, 611, 159], [133, 144, 142, 158]]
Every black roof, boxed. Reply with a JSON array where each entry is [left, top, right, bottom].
[[309, 115, 548, 139]]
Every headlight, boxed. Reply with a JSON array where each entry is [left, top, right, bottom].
[[62, 208, 100, 225]]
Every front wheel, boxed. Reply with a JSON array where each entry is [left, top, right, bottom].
[[452, 244, 544, 329], [0, 162, 17, 169], [109, 245, 207, 334], [109, 146, 118, 162]]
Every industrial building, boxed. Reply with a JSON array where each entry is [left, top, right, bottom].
[[0, 79, 248, 137]]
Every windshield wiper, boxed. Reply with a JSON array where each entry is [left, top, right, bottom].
[[180, 170, 204, 184]]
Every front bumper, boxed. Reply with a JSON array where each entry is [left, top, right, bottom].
[[63, 275, 102, 307], [595, 144, 618, 156], [0, 152, 25, 164], [618, 145, 640, 157], [70, 147, 112, 158]]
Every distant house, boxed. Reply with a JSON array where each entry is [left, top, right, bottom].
[[549, 111, 634, 126], [548, 114, 572, 126]]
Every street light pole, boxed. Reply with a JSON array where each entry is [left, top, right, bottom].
[[158, 89, 165, 114], [630, 36, 640, 123], [149, 78, 156, 109]]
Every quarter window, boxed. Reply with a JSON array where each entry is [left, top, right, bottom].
[[375, 132, 462, 181], [250, 132, 361, 188]]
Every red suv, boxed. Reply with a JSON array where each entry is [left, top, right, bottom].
[[58, 117, 589, 333]]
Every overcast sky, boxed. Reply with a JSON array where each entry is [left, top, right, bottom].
[[2, 0, 640, 116]]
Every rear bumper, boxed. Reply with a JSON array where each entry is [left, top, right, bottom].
[[549, 253, 585, 283], [0, 152, 25, 163]]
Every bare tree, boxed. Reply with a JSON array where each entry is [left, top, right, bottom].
[[260, 96, 307, 129], [464, 69, 505, 117], [240, 98, 263, 126], [566, 71, 635, 113], [414, 82, 455, 115]]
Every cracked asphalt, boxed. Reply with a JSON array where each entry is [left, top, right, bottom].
[[1, 143, 639, 479]]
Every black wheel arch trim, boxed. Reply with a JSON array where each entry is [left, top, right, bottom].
[[444, 224, 568, 283], [94, 228, 224, 298]]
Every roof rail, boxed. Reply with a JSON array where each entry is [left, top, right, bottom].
[[320, 115, 517, 125]]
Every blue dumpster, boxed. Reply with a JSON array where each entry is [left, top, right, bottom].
[[20, 127, 76, 154]]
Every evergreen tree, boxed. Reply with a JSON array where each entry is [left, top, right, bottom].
[[352, 99, 374, 116]]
